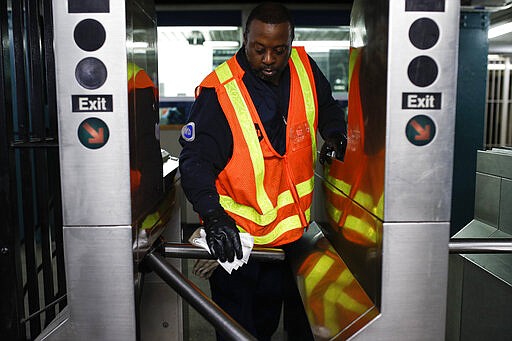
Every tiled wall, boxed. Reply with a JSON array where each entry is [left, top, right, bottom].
[[446, 148, 512, 340], [475, 149, 512, 236]]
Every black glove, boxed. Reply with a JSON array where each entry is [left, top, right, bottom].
[[319, 133, 347, 165], [202, 209, 243, 263]]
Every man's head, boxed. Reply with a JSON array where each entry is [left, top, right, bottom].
[[243, 2, 295, 85]]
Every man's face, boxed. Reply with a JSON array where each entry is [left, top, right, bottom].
[[244, 19, 292, 85]]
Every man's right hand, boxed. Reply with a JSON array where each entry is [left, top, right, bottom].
[[202, 209, 243, 263], [319, 133, 347, 165]]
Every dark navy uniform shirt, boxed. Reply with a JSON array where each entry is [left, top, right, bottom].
[[179, 47, 346, 218]]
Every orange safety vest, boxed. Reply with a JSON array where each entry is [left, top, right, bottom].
[[127, 62, 157, 98], [297, 243, 375, 337], [323, 47, 384, 247], [198, 47, 318, 247]]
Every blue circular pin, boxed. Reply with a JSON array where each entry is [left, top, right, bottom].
[[181, 122, 195, 142]]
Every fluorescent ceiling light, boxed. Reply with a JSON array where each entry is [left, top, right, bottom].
[[488, 54, 502, 61], [293, 40, 350, 51], [488, 63, 506, 70], [202, 41, 239, 48], [127, 42, 149, 49], [158, 26, 239, 32], [488, 22, 512, 39]]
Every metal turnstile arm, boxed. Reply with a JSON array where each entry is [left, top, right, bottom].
[[143, 251, 257, 341], [162, 242, 285, 262], [449, 238, 512, 253]]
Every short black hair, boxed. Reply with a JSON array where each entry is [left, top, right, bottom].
[[244, 2, 295, 40]]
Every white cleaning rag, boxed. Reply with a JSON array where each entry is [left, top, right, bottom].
[[190, 228, 254, 274]]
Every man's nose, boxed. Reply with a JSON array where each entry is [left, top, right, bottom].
[[262, 49, 274, 64]]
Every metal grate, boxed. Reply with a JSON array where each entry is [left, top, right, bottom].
[[485, 55, 512, 148], [0, 0, 66, 339]]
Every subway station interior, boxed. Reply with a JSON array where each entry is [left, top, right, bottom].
[[1, 0, 512, 340]]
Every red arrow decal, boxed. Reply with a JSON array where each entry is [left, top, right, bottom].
[[410, 120, 431, 141], [82, 122, 104, 144]]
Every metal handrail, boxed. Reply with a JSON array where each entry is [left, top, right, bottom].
[[162, 242, 285, 262], [143, 251, 257, 341], [449, 238, 512, 254]]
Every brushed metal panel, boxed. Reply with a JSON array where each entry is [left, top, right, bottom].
[[287, 222, 379, 340], [477, 149, 512, 179], [499, 178, 512, 235], [63, 226, 136, 340], [349, 222, 450, 341], [140, 256, 183, 341], [453, 219, 497, 238], [463, 253, 512, 287], [136, 185, 181, 339], [126, 0, 163, 223], [460, 259, 512, 340], [445, 255, 464, 341], [490, 229, 512, 238], [321, 0, 387, 220], [474, 172, 500, 227], [319, 182, 383, 305], [384, 0, 460, 222], [53, 0, 131, 226]]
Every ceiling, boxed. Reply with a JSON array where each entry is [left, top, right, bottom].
[[153, 1, 512, 55], [154, 0, 351, 4], [488, 3, 512, 54]]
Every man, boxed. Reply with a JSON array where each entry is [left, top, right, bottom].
[[179, 2, 346, 340]]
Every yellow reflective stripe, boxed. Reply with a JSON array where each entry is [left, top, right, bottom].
[[324, 181, 343, 222], [323, 164, 352, 195], [324, 268, 369, 333], [326, 174, 351, 195], [345, 215, 377, 244], [215, 61, 232, 83], [348, 48, 361, 88], [141, 211, 160, 230], [223, 79, 274, 214], [305, 255, 334, 295], [376, 194, 384, 218], [296, 176, 314, 197], [237, 212, 307, 245], [305, 255, 334, 331], [324, 179, 338, 194], [220, 176, 313, 225], [220, 191, 291, 226], [354, 190, 373, 209], [326, 199, 342, 223], [305, 207, 311, 221], [324, 284, 368, 333], [127, 62, 142, 81], [290, 49, 317, 163]]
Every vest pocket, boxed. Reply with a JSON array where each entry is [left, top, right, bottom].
[[289, 121, 312, 151]]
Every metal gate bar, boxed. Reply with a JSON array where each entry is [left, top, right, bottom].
[[143, 251, 257, 341], [449, 238, 512, 253], [162, 242, 285, 262]]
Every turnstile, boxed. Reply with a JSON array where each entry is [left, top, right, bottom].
[[36, 0, 175, 340], [38, 0, 464, 340], [303, 0, 460, 339]]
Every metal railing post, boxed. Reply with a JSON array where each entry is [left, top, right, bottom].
[[449, 238, 512, 253], [143, 251, 257, 341]]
